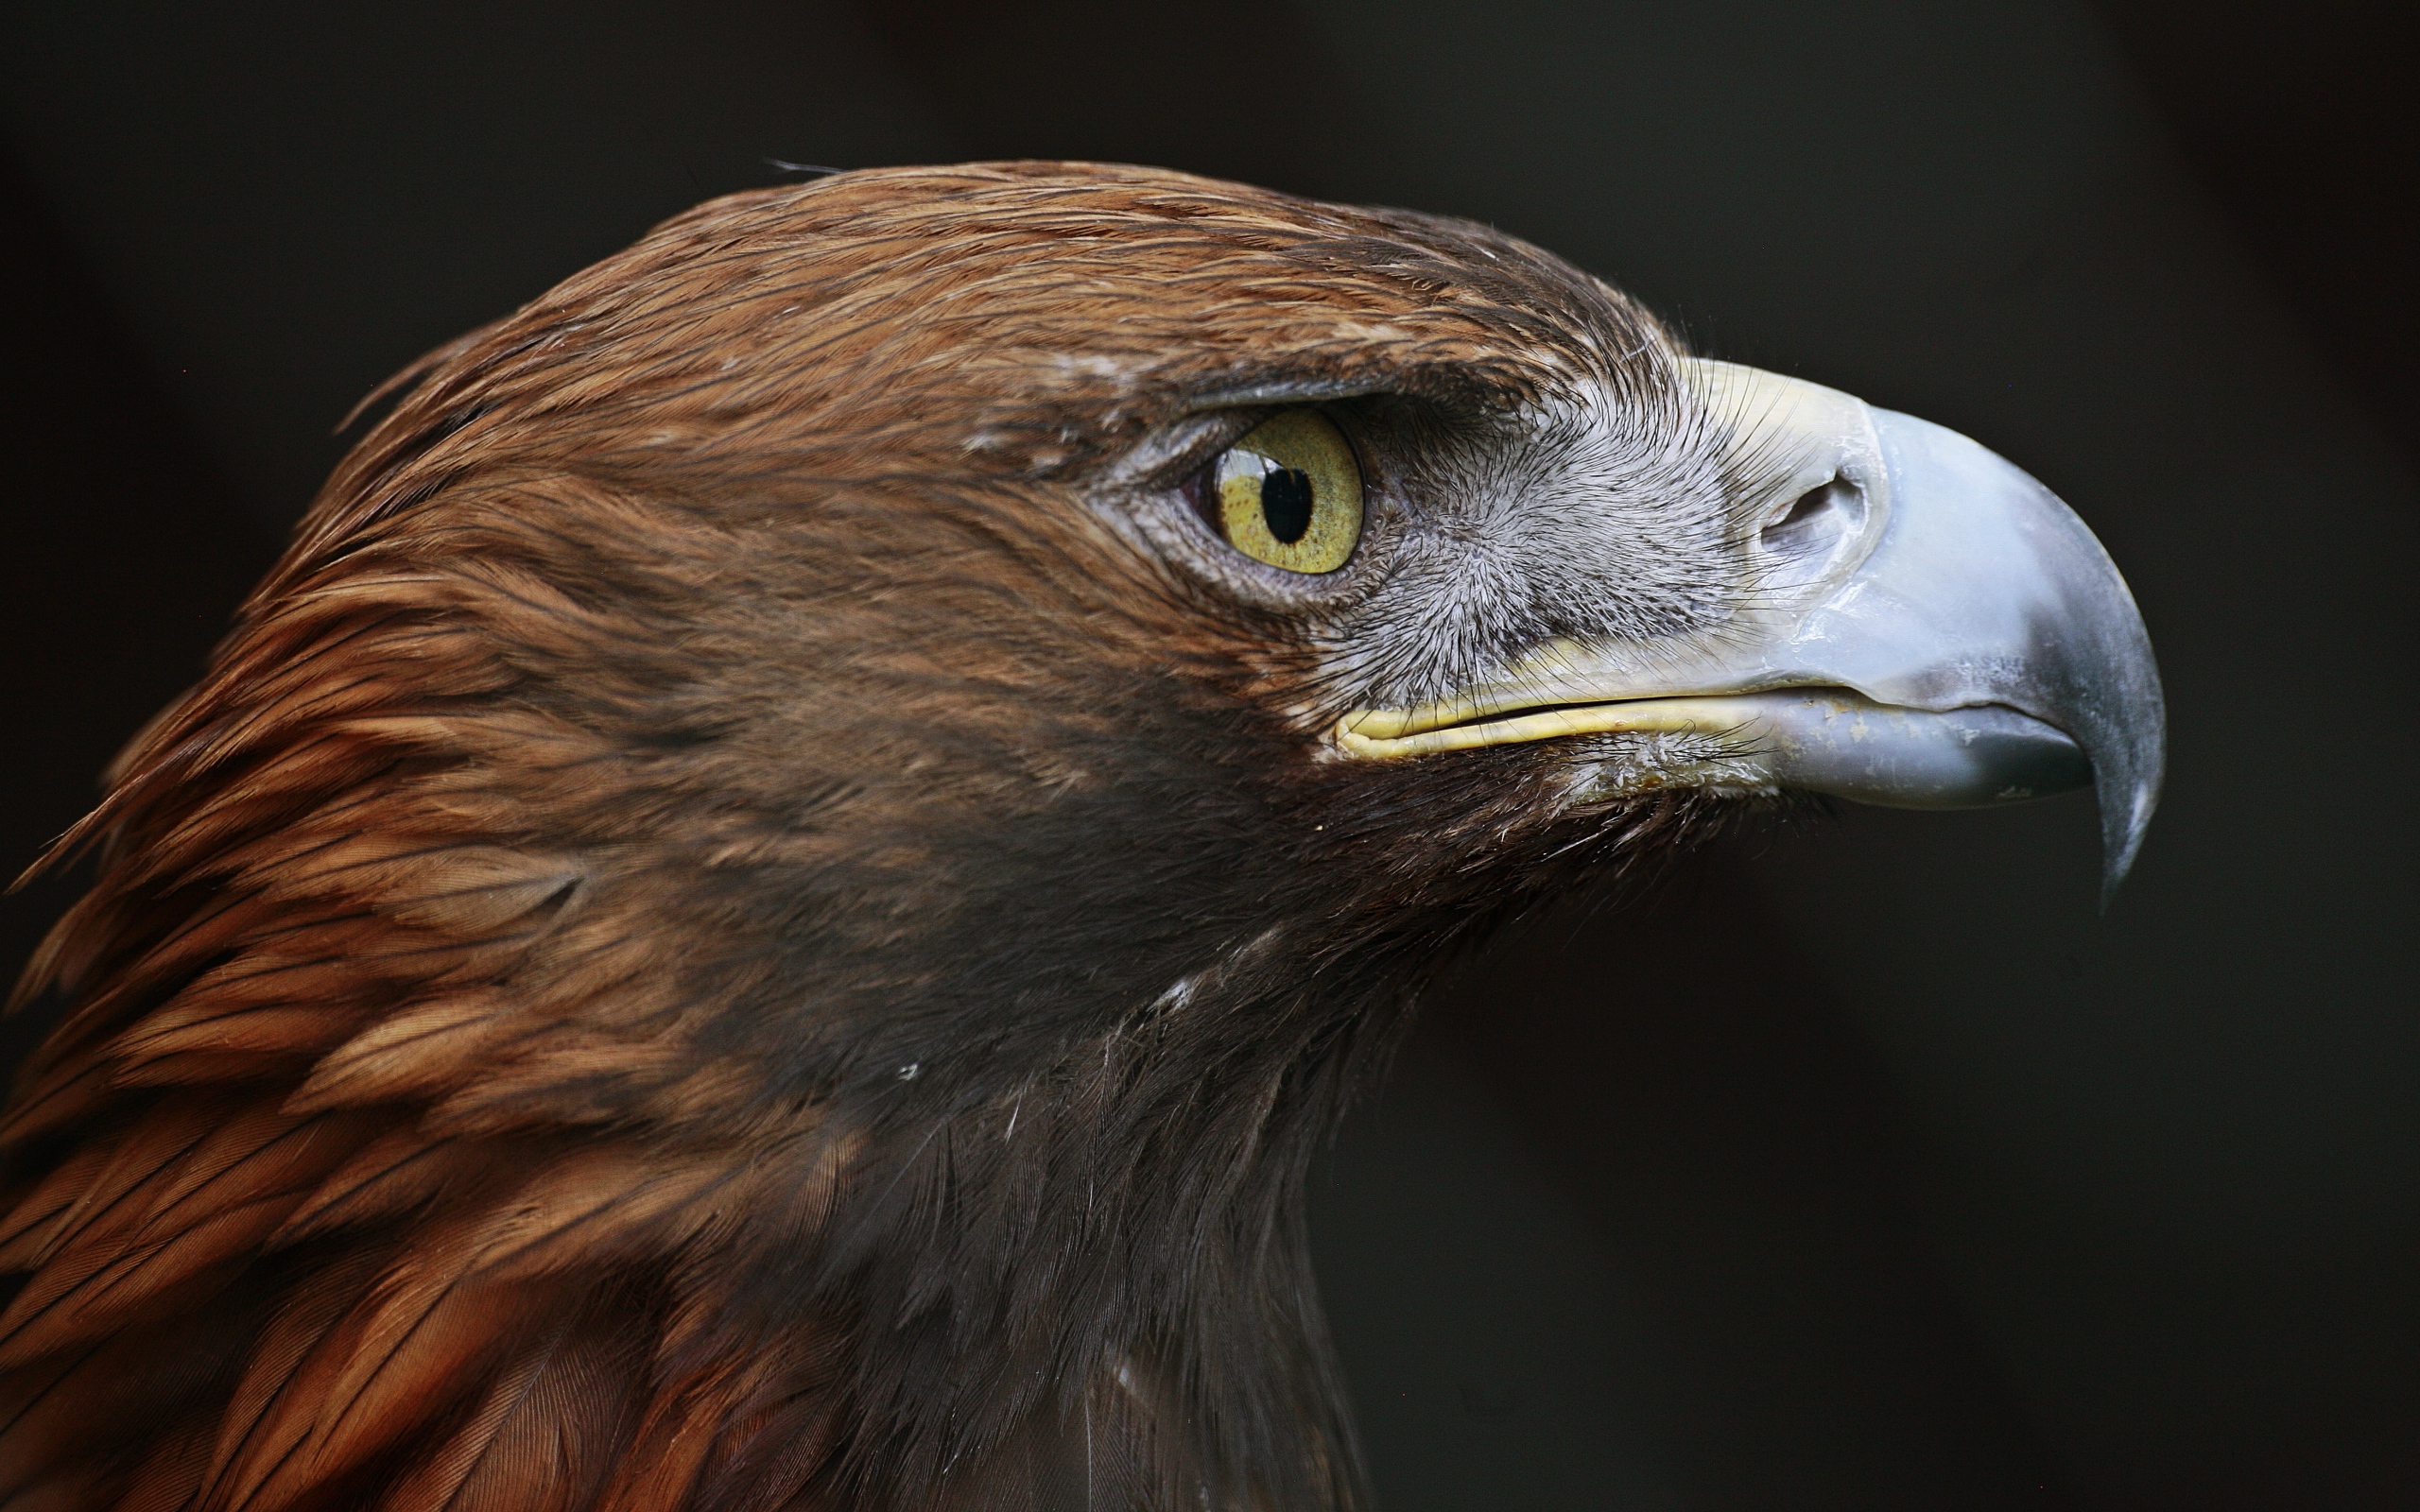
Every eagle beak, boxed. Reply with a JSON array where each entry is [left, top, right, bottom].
[[1336, 361, 2167, 895]]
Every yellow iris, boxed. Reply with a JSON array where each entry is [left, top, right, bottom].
[[1211, 410, 1362, 574]]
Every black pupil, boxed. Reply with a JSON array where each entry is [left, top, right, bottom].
[[1260, 467, 1315, 543]]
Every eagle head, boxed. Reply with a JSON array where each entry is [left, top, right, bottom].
[[0, 163, 2159, 1512]]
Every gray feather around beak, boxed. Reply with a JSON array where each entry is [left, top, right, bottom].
[[1337, 363, 2166, 898]]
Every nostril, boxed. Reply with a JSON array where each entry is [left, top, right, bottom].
[[1760, 475, 1858, 557], [1767, 484, 1829, 534]]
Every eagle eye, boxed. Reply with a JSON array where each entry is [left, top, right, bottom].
[[1204, 410, 1362, 575]]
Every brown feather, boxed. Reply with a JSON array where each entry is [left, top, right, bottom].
[[0, 162, 1724, 1510]]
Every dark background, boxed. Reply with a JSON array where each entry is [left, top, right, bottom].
[[3, 2, 2411, 1506]]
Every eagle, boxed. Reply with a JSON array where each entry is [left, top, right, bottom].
[[0, 163, 2160, 1512]]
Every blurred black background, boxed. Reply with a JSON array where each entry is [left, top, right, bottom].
[[2, 3, 2412, 1507]]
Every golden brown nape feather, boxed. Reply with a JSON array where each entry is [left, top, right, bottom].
[[0, 163, 1721, 1512]]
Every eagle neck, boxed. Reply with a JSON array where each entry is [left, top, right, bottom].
[[767, 954, 1423, 1511]]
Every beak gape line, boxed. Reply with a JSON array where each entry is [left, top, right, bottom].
[[1335, 361, 2166, 896]]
